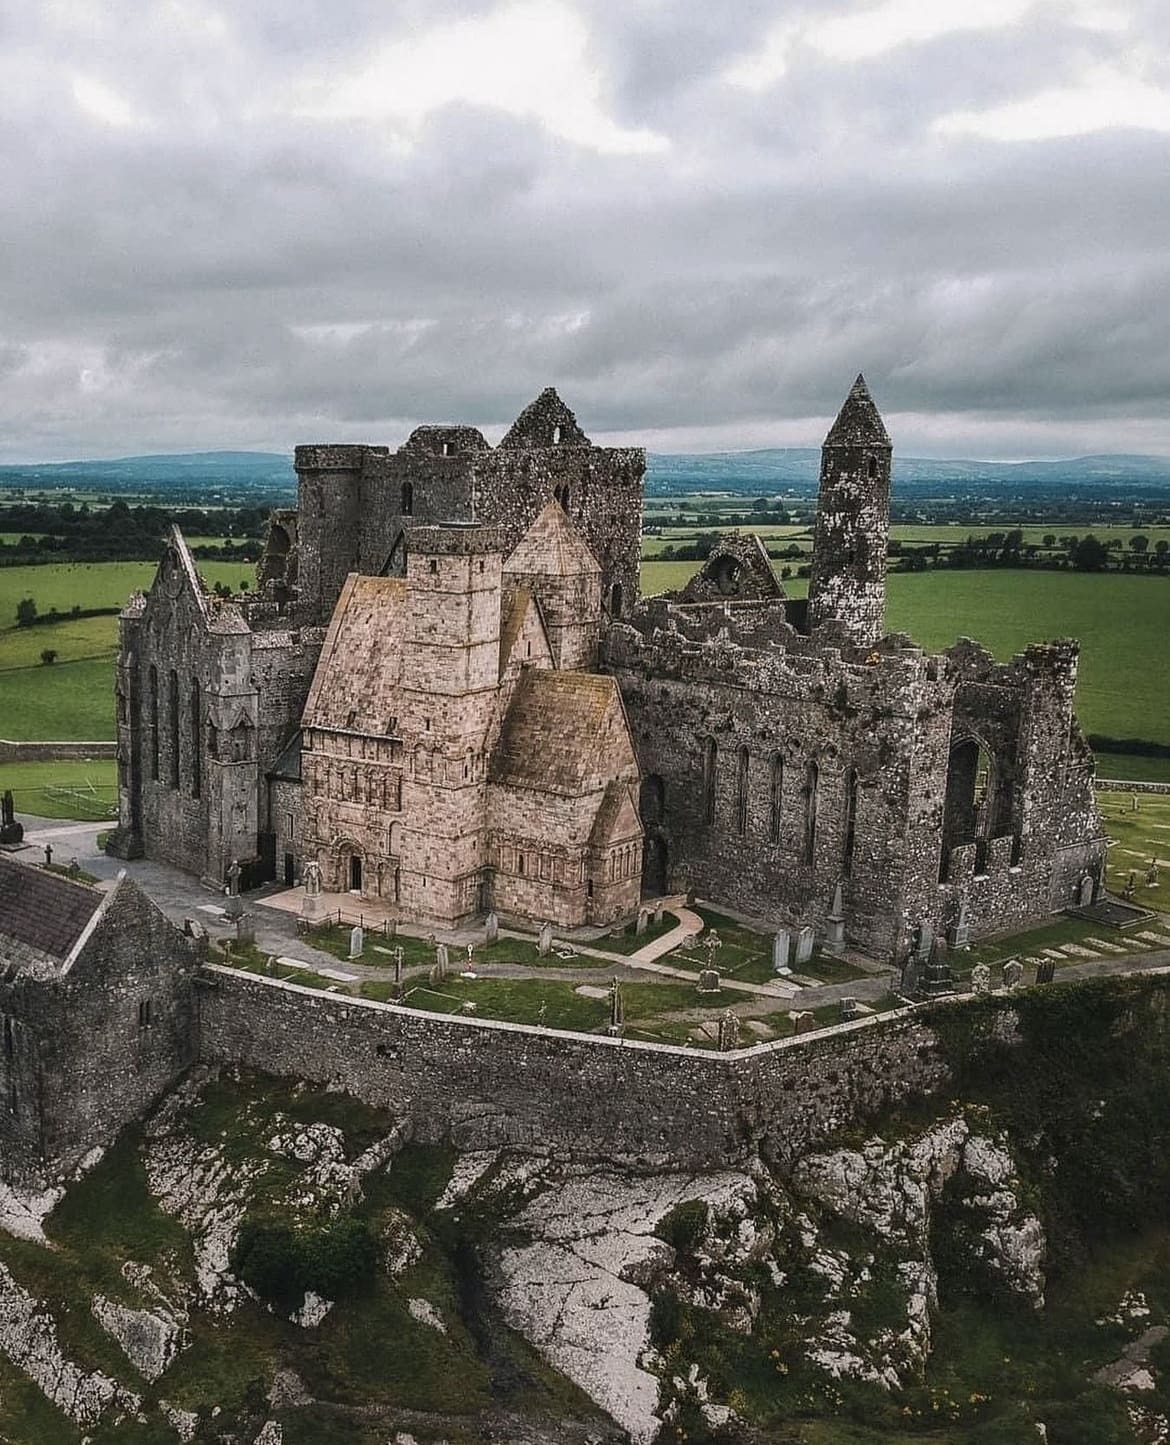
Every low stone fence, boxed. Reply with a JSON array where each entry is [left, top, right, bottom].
[[197, 965, 948, 1169], [1096, 778, 1170, 796], [0, 739, 116, 764]]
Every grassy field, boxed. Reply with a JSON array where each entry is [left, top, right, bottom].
[[0, 560, 251, 621], [0, 759, 117, 820], [1099, 792, 1170, 912]]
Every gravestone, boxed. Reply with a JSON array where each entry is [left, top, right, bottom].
[[950, 898, 970, 949], [538, 922, 553, 957], [349, 925, 364, 960], [224, 857, 244, 920], [970, 962, 991, 995], [635, 908, 648, 936], [653, 902, 664, 926], [394, 947, 404, 986], [717, 1010, 740, 1051], [791, 1010, 816, 1035], [1036, 958, 1056, 985], [1079, 874, 1094, 906], [772, 929, 791, 974], [697, 969, 721, 994], [1001, 958, 1023, 990], [236, 914, 255, 947], [900, 956, 921, 998], [839, 996, 860, 1022], [918, 938, 956, 998], [485, 911, 499, 944], [0, 789, 23, 844], [609, 978, 624, 1035], [914, 920, 934, 962], [435, 943, 449, 975], [795, 926, 815, 965], [824, 882, 846, 956]]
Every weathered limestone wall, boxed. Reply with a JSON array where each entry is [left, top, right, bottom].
[[197, 966, 951, 1168], [0, 739, 116, 763]]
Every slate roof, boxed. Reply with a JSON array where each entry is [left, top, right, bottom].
[[0, 855, 103, 967], [490, 669, 625, 794], [824, 374, 892, 449], [504, 501, 600, 579]]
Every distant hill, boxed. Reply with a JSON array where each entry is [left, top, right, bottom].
[[3, 446, 1170, 500], [0, 451, 295, 495], [646, 449, 1170, 494]]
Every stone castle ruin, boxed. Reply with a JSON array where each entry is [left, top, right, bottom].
[[104, 378, 1105, 959]]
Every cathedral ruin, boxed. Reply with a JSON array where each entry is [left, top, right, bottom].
[[107, 380, 1106, 961]]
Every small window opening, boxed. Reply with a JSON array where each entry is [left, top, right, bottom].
[[401, 481, 414, 515], [441, 440, 454, 457], [552, 424, 562, 444], [428, 558, 437, 574], [866, 455, 878, 481], [518, 853, 525, 875], [138, 999, 153, 1029], [478, 559, 484, 573]]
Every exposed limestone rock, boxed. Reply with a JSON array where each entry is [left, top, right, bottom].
[[493, 1165, 756, 1445], [0, 1261, 141, 1427], [91, 1293, 186, 1381], [407, 1297, 447, 1333], [0, 1177, 64, 1244], [160, 1398, 200, 1441], [382, 1207, 424, 1277], [291, 1292, 333, 1328]]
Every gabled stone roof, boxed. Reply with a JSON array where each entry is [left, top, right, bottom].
[[490, 669, 625, 795], [504, 501, 601, 579], [302, 575, 406, 734], [824, 374, 892, 449], [0, 856, 103, 969]]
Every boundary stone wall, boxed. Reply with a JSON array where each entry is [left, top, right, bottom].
[[0, 739, 116, 764], [197, 966, 949, 1168]]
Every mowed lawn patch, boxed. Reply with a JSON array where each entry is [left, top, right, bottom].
[[0, 759, 117, 820], [0, 559, 252, 623], [0, 559, 254, 740]]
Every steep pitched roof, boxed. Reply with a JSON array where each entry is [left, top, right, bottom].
[[499, 388, 590, 450], [0, 856, 104, 973], [504, 501, 601, 579], [302, 574, 407, 733], [824, 374, 892, 449], [588, 781, 643, 849], [498, 589, 553, 676], [490, 669, 632, 795]]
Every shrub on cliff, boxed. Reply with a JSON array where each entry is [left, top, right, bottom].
[[232, 1214, 380, 1313]]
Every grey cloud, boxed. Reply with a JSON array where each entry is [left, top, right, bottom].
[[1, 0, 1169, 459]]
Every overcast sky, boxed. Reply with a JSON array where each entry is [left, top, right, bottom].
[[3, 0, 1170, 461]]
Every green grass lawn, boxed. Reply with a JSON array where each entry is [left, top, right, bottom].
[[671, 906, 871, 986], [0, 758, 117, 818], [600, 910, 680, 954], [1100, 792, 1170, 912], [0, 613, 118, 670], [0, 559, 249, 622], [957, 915, 1165, 975]]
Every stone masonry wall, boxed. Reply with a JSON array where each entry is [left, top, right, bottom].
[[198, 966, 951, 1168]]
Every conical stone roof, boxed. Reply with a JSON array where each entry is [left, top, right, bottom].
[[824, 374, 892, 448]]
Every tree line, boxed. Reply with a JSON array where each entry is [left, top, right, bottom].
[[0, 499, 271, 565]]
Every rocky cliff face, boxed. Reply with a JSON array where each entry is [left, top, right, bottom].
[[4, 977, 1170, 1444]]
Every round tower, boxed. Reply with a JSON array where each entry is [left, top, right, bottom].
[[807, 375, 893, 648]]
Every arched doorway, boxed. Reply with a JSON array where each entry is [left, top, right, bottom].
[[643, 836, 668, 896]]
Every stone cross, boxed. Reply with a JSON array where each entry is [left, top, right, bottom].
[[485, 911, 499, 944], [970, 962, 991, 995], [227, 857, 241, 896], [43, 842, 53, 867], [772, 929, 791, 973], [1001, 958, 1023, 990], [703, 930, 722, 969], [795, 926, 815, 966], [538, 922, 553, 957], [349, 925, 364, 960], [302, 860, 323, 896], [394, 947, 404, 986]]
